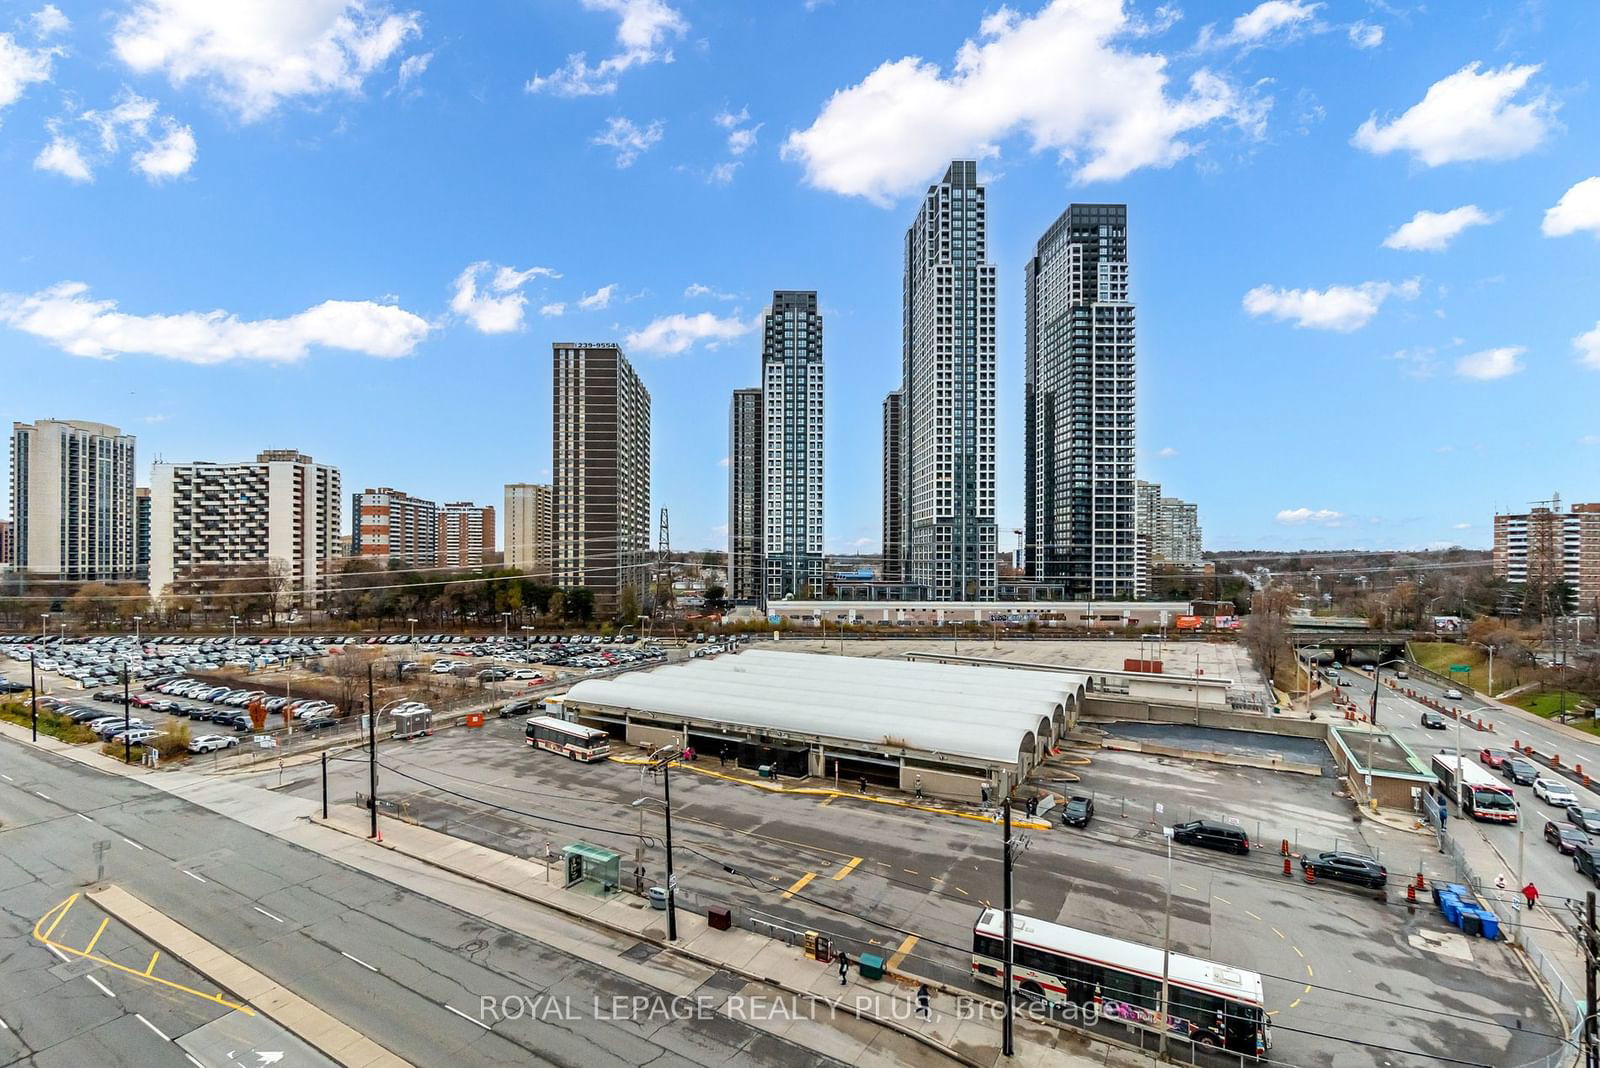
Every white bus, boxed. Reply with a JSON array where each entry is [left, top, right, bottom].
[[1430, 753, 1517, 823], [972, 909, 1269, 1057], [524, 715, 610, 762]]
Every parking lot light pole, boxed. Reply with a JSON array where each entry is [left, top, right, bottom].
[[30, 656, 38, 742], [122, 661, 132, 764], [132, 615, 142, 643], [230, 615, 240, 642]]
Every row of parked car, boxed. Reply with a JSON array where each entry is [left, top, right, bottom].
[[145, 677, 343, 729]]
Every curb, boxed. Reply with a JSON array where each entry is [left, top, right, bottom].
[[308, 814, 984, 1068]]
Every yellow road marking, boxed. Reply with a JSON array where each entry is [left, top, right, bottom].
[[1271, 927, 1285, 940], [1306, 965, 1314, 978], [1266, 1010, 1279, 1017], [145, 951, 160, 976], [1213, 895, 1232, 905], [887, 936, 919, 970], [834, 857, 862, 881], [1292, 946, 1304, 958], [819, 796, 835, 807], [31, 895, 254, 1016], [783, 873, 816, 899], [84, 918, 110, 956], [1244, 910, 1262, 922], [1289, 998, 1301, 1009]]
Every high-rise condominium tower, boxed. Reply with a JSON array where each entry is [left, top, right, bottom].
[[901, 160, 996, 600], [727, 388, 763, 602], [880, 391, 903, 582], [552, 343, 651, 613], [437, 502, 495, 567], [352, 488, 438, 566], [760, 291, 824, 600], [504, 483, 553, 579], [9, 419, 136, 580], [1024, 203, 1136, 598]]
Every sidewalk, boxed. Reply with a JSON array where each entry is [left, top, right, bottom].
[[310, 807, 1137, 1068]]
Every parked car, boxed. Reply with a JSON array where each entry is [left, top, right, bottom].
[[1060, 796, 1094, 828], [1503, 758, 1539, 786], [1569, 807, 1600, 835], [478, 669, 510, 682], [1171, 820, 1250, 855], [1535, 778, 1579, 807], [430, 660, 457, 674], [499, 698, 536, 719], [1479, 748, 1511, 769], [1301, 850, 1387, 889], [1546, 819, 1590, 855], [301, 717, 339, 732], [188, 734, 240, 753], [93, 690, 128, 703], [509, 669, 542, 681], [1420, 711, 1447, 730]]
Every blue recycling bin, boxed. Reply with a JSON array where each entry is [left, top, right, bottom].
[[1439, 894, 1461, 926], [1478, 911, 1501, 940], [1447, 883, 1471, 901]]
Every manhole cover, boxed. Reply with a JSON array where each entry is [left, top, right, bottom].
[[621, 941, 662, 963]]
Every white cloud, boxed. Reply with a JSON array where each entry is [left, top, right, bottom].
[[1542, 177, 1600, 239], [726, 124, 760, 156], [684, 282, 736, 300], [0, 281, 430, 363], [1352, 62, 1555, 167], [112, 0, 420, 122], [528, 0, 686, 97], [1347, 21, 1382, 48], [1581, 435, 1600, 447], [578, 284, 617, 311], [1382, 205, 1493, 252], [1455, 346, 1524, 380], [1575, 322, 1600, 370], [1241, 278, 1419, 332], [35, 91, 198, 184], [713, 106, 747, 129], [539, 302, 566, 317], [450, 261, 559, 334], [1196, 1, 1322, 50], [717, 456, 729, 468], [1276, 507, 1344, 525], [592, 115, 662, 167], [34, 135, 91, 181], [396, 51, 432, 91], [707, 160, 739, 184], [1156, 446, 1178, 458], [625, 311, 753, 356], [1453, 522, 1472, 530], [1389, 345, 1439, 379], [0, 30, 57, 115], [30, 5, 70, 38], [783, 0, 1264, 204]]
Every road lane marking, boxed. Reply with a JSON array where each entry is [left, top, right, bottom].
[[341, 951, 378, 973], [252, 906, 284, 923], [1271, 927, 1285, 940], [182, 870, 206, 883], [955, 887, 970, 896], [134, 1013, 170, 1042], [1179, 883, 1199, 893], [0, 1013, 8, 1029], [903, 868, 919, 876], [76, 813, 93, 822], [819, 796, 835, 807], [833, 857, 862, 881], [1289, 998, 1301, 1009], [84, 917, 110, 955], [185, 1056, 204, 1068], [1306, 965, 1314, 978], [34, 791, 49, 800], [145, 951, 160, 975], [1213, 895, 1232, 905], [446, 1004, 491, 1030], [120, 838, 144, 851], [86, 975, 115, 998], [1292, 946, 1304, 958], [887, 935, 918, 971], [41, 894, 75, 939], [1, 773, 12, 781], [49, 946, 70, 963], [782, 873, 816, 899]]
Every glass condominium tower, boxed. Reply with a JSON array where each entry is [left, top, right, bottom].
[[1023, 203, 1137, 598], [761, 291, 824, 601], [901, 160, 996, 601]]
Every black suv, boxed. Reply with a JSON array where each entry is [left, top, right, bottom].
[[1172, 820, 1250, 855], [1302, 850, 1387, 889], [1503, 758, 1539, 786], [1061, 796, 1094, 828], [1575, 844, 1600, 887], [1420, 711, 1447, 730]]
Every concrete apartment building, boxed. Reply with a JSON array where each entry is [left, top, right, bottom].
[[880, 391, 903, 583], [552, 343, 651, 613], [135, 487, 151, 580], [760, 291, 825, 601], [437, 502, 495, 568], [9, 419, 137, 580], [148, 450, 341, 605], [1024, 203, 1137, 599], [0, 519, 12, 569], [727, 388, 763, 602], [1493, 497, 1600, 614], [352, 487, 437, 566], [504, 483, 553, 579], [896, 160, 997, 601], [1134, 480, 1203, 567]]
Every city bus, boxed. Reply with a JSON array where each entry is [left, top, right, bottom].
[[524, 715, 610, 762], [971, 909, 1270, 1057], [1431, 753, 1518, 823]]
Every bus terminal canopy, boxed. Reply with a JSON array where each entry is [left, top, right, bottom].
[[562, 649, 1087, 781]]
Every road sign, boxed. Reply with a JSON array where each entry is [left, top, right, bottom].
[[1448, 664, 1470, 673]]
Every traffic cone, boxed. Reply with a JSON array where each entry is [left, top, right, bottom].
[[1414, 872, 1425, 890], [1406, 883, 1416, 904], [1553, 754, 1562, 767], [1283, 857, 1292, 878], [1304, 864, 1316, 885], [1281, 838, 1290, 857]]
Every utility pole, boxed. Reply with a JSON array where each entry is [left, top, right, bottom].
[[367, 662, 378, 839], [1001, 797, 1015, 1058], [661, 749, 678, 942], [122, 662, 132, 764], [321, 751, 329, 820], [29, 656, 38, 743], [1159, 826, 1174, 1058], [1587, 891, 1598, 1068]]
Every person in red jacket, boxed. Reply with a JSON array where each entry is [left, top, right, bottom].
[[1523, 882, 1539, 910]]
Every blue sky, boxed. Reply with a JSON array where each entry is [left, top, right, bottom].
[[1, 0, 1598, 556]]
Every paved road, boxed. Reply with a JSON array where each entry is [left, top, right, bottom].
[[0, 736, 846, 1068], [278, 718, 1566, 1068]]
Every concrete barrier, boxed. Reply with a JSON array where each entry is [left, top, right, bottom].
[[1082, 695, 1330, 740]]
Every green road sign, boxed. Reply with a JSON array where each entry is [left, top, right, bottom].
[[1448, 664, 1470, 673]]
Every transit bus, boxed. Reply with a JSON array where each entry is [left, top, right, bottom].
[[1431, 753, 1518, 823], [524, 715, 610, 762], [971, 909, 1270, 1057]]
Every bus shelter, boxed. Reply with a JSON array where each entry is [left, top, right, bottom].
[[563, 842, 621, 896]]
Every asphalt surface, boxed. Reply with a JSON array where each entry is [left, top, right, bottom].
[[0, 737, 847, 1068], [278, 717, 1566, 1068], [1096, 723, 1335, 768]]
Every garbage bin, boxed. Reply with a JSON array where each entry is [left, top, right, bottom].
[[647, 886, 669, 910], [707, 906, 731, 931], [758, 765, 772, 779], [858, 953, 885, 980], [1478, 911, 1501, 940], [1461, 910, 1483, 937]]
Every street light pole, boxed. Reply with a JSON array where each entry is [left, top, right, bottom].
[[367, 662, 378, 839], [133, 615, 142, 643], [1159, 826, 1174, 1058], [121, 661, 132, 764], [29, 656, 38, 743], [661, 750, 678, 942], [1001, 797, 1015, 1058]]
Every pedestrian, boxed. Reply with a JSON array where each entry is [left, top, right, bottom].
[[1494, 873, 1507, 891], [1523, 882, 1539, 909], [859, 776, 868, 794], [916, 983, 931, 1019], [980, 783, 990, 808], [837, 952, 850, 986], [914, 774, 923, 801], [719, 746, 727, 767]]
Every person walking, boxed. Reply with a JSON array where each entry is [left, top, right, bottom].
[[916, 983, 931, 1019], [980, 783, 990, 808], [837, 952, 850, 986], [1494, 872, 1508, 891], [859, 776, 868, 794], [914, 774, 923, 801], [1523, 882, 1539, 910]]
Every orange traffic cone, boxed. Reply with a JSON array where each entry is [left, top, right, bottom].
[[1406, 883, 1416, 904], [1283, 857, 1292, 878], [1304, 864, 1316, 885]]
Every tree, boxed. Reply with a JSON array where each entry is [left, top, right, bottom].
[[247, 698, 269, 732], [263, 558, 294, 626], [328, 650, 379, 714], [565, 588, 595, 623], [703, 584, 727, 614], [1242, 587, 1294, 691], [618, 585, 639, 625], [547, 590, 566, 623]]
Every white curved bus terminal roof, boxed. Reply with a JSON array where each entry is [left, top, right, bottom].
[[563, 650, 1086, 772]]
